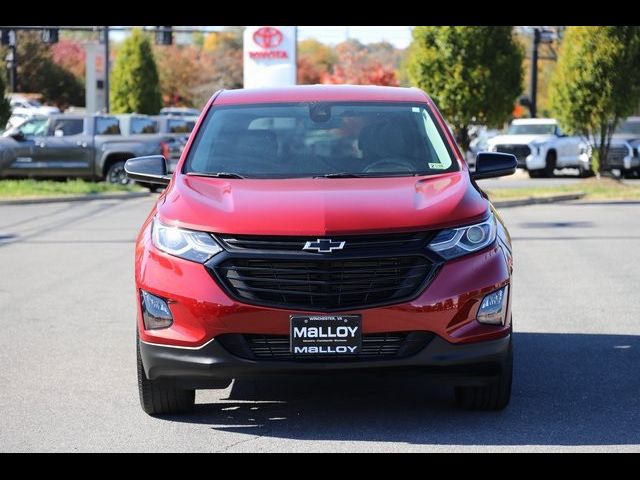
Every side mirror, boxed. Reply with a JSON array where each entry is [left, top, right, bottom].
[[54, 129, 64, 137], [10, 131, 26, 142], [124, 155, 171, 185], [472, 152, 517, 180]]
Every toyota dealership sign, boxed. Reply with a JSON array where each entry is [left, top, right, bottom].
[[243, 26, 297, 88]]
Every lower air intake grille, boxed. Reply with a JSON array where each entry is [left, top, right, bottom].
[[216, 332, 435, 361]]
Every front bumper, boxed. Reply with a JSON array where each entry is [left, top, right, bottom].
[[140, 332, 512, 388]]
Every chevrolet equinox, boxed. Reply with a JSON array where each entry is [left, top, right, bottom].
[[125, 85, 517, 415]]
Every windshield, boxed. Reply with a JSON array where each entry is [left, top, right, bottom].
[[615, 120, 640, 135], [184, 102, 457, 178], [507, 123, 556, 135]]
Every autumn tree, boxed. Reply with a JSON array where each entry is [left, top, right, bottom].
[[550, 26, 640, 175], [297, 39, 337, 84], [51, 39, 86, 80], [406, 26, 523, 152], [322, 40, 399, 86], [154, 45, 203, 107], [192, 27, 243, 107], [0, 31, 85, 109], [110, 29, 162, 114]]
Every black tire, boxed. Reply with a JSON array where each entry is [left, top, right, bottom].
[[543, 151, 557, 178], [137, 336, 195, 415], [105, 160, 131, 185], [528, 169, 543, 179], [454, 341, 513, 411]]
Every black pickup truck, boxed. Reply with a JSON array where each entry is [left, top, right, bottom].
[[0, 114, 165, 184]]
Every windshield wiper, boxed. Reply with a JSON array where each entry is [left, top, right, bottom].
[[313, 172, 366, 178], [186, 172, 245, 179]]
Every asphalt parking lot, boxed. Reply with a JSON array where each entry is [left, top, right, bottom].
[[1, 194, 639, 452]]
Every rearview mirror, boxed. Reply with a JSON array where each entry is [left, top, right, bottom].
[[124, 155, 171, 185], [472, 152, 517, 180]]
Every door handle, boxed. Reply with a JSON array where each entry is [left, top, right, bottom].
[[36, 142, 46, 148], [76, 141, 88, 148]]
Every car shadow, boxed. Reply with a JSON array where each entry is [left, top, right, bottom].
[[162, 332, 640, 446]]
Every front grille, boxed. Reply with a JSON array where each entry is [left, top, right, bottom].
[[603, 146, 629, 168], [495, 144, 531, 166], [217, 232, 431, 253], [212, 256, 433, 311], [217, 332, 435, 361]]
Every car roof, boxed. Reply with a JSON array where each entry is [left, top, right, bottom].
[[511, 118, 557, 125], [214, 85, 430, 106]]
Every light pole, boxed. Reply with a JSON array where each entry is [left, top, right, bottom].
[[103, 26, 110, 113], [529, 27, 556, 118]]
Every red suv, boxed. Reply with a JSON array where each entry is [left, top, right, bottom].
[[126, 85, 517, 415]]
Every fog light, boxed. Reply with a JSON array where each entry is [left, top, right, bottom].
[[477, 286, 509, 325], [141, 290, 173, 330]]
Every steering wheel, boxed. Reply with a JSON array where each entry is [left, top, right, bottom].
[[363, 158, 416, 173]]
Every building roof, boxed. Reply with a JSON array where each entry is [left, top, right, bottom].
[[214, 85, 430, 105]]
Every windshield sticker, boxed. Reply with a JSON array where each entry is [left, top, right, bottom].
[[429, 163, 446, 169]]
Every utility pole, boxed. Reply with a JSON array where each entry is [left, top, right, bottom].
[[528, 27, 556, 118], [529, 28, 540, 118], [103, 26, 110, 113], [8, 29, 18, 92]]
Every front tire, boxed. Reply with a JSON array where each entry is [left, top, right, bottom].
[[454, 340, 513, 411], [543, 151, 557, 178], [137, 336, 195, 415], [106, 160, 131, 185]]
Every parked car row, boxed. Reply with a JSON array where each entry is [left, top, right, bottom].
[[482, 117, 640, 178], [0, 112, 199, 189]]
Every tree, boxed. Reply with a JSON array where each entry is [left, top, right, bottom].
[[154, 45, 203, 107], [110, 29, 162, 114], [51, 39, 86, 80], [297, 39, 337, 84], [322, 40, 399, 86], [406, 26, 524, 152], [0, 71, 10, 129], [192, 27, 243, 107], [0, 31, 85, 109], [549, 26, 640, 175]]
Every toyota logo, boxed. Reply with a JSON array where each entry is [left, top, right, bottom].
[[253, 27, 283, 49]]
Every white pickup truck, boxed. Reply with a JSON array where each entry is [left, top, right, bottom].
[[487, 118, 587, 178]]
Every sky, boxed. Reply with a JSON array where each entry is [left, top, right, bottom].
[[110, 26, 414, 48]]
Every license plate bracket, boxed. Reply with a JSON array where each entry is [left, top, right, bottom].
[[290, 314, 362, 356]]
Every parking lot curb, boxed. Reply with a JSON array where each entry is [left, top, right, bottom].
[[492, 192, 586, 208], [0, 191, 151, 206]]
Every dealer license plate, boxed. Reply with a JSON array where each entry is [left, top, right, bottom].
[[290, 314, 362, 356]]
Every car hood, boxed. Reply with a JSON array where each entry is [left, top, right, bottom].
[[158, 172, 488, 236], [488, 134, 555, 146]]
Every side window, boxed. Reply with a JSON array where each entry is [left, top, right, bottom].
[[95, 117, 121, 135], [168, 119, 189, 133], [52, 119, 84, 136], [131, 118, 158, 134], [18, 118, 49, 137]]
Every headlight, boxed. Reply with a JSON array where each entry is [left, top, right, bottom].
[[151, 217, 222, 263], [428, 213, 497, 259]]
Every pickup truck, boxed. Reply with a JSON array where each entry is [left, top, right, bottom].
[[0, 114, 164, 185], [487, 118, 587, 178], [578, 117, 640, 178], [115, 114, 188, 172]]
